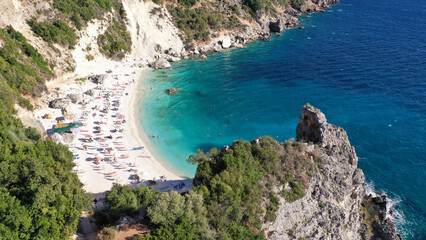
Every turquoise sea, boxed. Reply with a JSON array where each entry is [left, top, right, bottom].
[[140, 0, 425, 238]]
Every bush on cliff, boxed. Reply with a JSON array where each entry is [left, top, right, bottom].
[[102, 136, 316, 239], [168, 5, 240, 43], [0, 26, 53, 106], [28, 19, 76, 49]]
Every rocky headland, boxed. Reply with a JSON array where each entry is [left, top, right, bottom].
[[264, 104, 401, 239]]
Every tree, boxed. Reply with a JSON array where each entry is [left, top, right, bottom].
[[147, 191, 185, 226]]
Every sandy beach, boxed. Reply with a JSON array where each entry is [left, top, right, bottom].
[[33, 59, 193, 198]]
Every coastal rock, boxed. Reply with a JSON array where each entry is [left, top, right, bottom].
[[360, 194, 402, 240], [261, 33, 271, 41], [49, 98, 71, 109], [213, 44, 223, 52], [352, 168, 365, 184], [269, 15, 299, 32], [84, 89, 95, 96], [198, 55, 208, 61], [184, 42, 197, 52], [67, 93, 83, 104], [232, 43, 244, 48], [154, 58, 171, 69], [88, 74, 107, 84], [269, 19, 284, 32], [165, 88, 182, 95], [266, 104, 400, 239], [296, 104, 351, 148], [221, 37, 232, 49], [169, 57, 181, 62]]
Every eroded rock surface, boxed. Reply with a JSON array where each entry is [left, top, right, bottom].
[[266, 104, 400, 240]]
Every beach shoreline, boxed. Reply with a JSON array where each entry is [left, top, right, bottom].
[[29, 59, 192, 196], [127, 69, 189, 179]]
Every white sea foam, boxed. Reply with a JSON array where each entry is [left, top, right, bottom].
[[364, 181, 406, 225]]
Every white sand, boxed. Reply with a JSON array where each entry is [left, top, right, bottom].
[[34, 61, 192, 195]]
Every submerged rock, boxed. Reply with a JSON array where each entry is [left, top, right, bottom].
[[166, 88, 182, 95], [198, 55, 208, 61]]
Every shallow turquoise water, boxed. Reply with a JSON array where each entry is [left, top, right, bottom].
[[140, 0, 426, 238]]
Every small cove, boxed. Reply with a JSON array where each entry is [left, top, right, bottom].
[[140, 0, 426, 238]]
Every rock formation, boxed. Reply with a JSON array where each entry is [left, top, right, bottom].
[[265, 104, 400, 240], [49, 98, 71, 109], [154, 58, 171, 69], [165, 88, 182, 95]]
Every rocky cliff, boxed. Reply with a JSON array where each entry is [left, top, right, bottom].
[[265, 104, 401, 240], [0, 0, 339, 78]]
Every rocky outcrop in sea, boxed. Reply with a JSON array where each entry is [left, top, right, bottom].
[[265, 104, 401, 240]]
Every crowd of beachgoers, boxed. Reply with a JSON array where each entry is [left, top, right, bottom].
[[32, 63, 192, 202]]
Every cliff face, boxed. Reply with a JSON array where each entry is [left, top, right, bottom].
[[265, 104, 400, 240], [0, 0, 339, 78]]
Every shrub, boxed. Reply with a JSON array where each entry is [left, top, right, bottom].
[[97, 227, 117, 240], [28, 19, 76, 49]]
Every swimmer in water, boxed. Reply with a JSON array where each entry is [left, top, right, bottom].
[[218, 133, 222, 136]]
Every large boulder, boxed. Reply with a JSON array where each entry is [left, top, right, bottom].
[[67, 93, 83, 104], [49, 98, 71, 109], [88, 74, 107, 84], [154, 58, 171, 69], [221, 37, 232, 49], [84, 89, 95, 96]]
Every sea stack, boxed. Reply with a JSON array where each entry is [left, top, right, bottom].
[[265, 104, 401, 240]]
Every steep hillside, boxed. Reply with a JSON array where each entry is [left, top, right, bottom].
[[95, 105, 401, 239], [0, 0, 338, 81]]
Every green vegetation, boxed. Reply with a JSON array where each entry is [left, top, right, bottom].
[[0, 26, 91, 239], [289, 0, 305, 10], [100, 184, 207, 238], [97, 16, 132, 59], [0, 26, 53, 107], [86, 54, 94, 61], [99, 137, 317, 239], [53, 0, 131, 59], [28, 0, 131, 58], [28, 19, 76, 49], [53, 0, 120, 23], [190, 137, 314, 238], [168, 5, 240, 43], [97, 227, 117, 240], [178, 0, 198, 7]]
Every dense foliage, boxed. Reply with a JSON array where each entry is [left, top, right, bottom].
[[97, 16, 132, 59], [101, 137, 319, 239], [189, 137, 317, 239], [28, 0, 131, 59], [168, 5, 240, 43], [102, 184, 208, 238], [0, 26, 53, 108], [0, 26, 91, 239], [53, 0, 131, 59], [28, 19, 76, 49]]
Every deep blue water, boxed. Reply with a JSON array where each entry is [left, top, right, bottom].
[[140, 0, 426, 238]]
